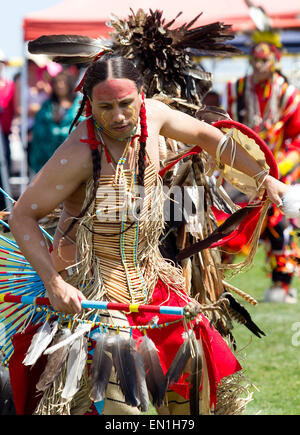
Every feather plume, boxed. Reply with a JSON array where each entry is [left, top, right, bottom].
[[189, 339, 203, 415], [134, 349, 149, 412], [282, 185, 300, 218], [166, 339, 191, 386], [28, 35, 109, 64], [176, 205, 256, 260], [244, 0, 272, 31], [61, 333, 88, 400], [137, 335, 167, 407], [36, 328, 72, 392], [23, 320, 58, 366], [89, 333, 113, 402], [109, 9, 241, 103], [43, 322, 91, 355], [222, 293, 265, 338], [110, 335, 140, 408]]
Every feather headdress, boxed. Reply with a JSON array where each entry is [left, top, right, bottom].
[[109, 9, 240, 103], [28, 35, 109, 65], [28, 8, 240, 104]]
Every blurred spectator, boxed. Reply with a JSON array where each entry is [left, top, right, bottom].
[[13, 56, 61, 163], [226, 31, 300, 303], [29, 71, 81, 173], [0, 50, 15, 175], [0, 50, 16, 210]]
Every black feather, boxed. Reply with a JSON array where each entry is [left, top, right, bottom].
[[189, 340, 202, 415], [166, 339, 191, 386], [224, 293, 266, 338], [137, 336, 167, 407], [110, 335, 140, 408], [134, 350, 149, 412], [28, 34, 104, 57], [176, 205, 256, 260], [89, 333, 113, 402]]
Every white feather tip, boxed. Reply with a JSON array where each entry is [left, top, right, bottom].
[[282, 185, 300, 218]]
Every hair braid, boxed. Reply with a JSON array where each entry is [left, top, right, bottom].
[[69, 95, 87, 134], [137, 92, 148, 187], [64, 146, 101, 236]]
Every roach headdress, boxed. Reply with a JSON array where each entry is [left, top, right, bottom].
[[28, 8, 240, 105], [109, 9, 240, 104]]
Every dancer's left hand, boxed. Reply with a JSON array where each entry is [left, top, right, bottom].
[[263, 175, 289, 208]]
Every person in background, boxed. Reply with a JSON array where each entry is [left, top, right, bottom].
[[29, 71, 81, 174], [227, 31, 300, 303], [0, 50, 15, 176], [13, 56, 60, 169], [0, 50, 16, 211]]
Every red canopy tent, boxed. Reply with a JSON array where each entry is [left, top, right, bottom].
[[23, 0, 300, 41], [18, 0, 300, 192]]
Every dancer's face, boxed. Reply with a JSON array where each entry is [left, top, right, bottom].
[[250, 43, 276, 83], [90, 78, 141, 139]]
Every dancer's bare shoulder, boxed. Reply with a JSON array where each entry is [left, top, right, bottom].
[[14, 120, 93, 220], [145, 98, 173, 130]]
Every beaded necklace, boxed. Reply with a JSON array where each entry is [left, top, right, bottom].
[[93, 117, 138, 169]]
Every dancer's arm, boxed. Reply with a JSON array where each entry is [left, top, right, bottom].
[[149, 99, 288, 206], [9, 128, 92, 314]]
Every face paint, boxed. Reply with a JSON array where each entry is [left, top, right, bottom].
[[251, 42, 276, 81], [92, 79, 137, 101], [90, 79, 141, 140]]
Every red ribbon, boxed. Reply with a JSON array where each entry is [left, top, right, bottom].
[[74, 51, 105, 93], [80, 116, 100, 150]]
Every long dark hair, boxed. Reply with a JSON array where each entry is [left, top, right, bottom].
[[66, 55, 148, 234]]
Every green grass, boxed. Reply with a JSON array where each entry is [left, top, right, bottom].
[[227, 246, 300, 415]]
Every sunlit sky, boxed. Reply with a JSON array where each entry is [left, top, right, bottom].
[[0, 0, 61, 59], [0, 0, 299, 93]]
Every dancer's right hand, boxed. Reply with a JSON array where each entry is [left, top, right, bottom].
[[45, 275, 86, 314]]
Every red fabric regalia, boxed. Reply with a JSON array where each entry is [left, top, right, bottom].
[[127, 280, 241, 409]]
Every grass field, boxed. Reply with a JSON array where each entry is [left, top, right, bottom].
[[226, 246, 300, 415]]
